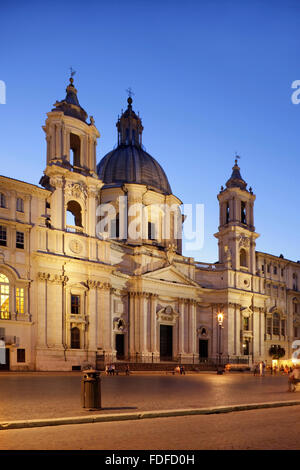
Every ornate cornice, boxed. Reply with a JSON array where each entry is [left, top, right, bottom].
[[37, 272, 69, 285]]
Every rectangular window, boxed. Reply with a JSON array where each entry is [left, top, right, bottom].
[[16, 198, 24, 212], [16, 231, 24, 249], [267, 264, 270, 273], [261, 265, 265, 274], [266, 318, 272, 335], [0, 226, 7, 247], [71, 295, 80, 315], [295, 327, 298, 338], [148, 222, 156, 240], [274, 266, 277, 275], [281, 320, 285, 336], [16, 288, 24, 314], [17, 349, 25, 363], [243, 316, 249, 331], [0, 193, 6, 208]]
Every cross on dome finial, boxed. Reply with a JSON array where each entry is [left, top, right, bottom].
[[126, 87, 135, 106], [69, 67, 76, 85], [234, 154, 241, 166], [126, 87, 135, 98]]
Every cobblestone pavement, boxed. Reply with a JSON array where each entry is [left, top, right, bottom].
[[0, 371, 295, 422], [1, 404, 300, 450]]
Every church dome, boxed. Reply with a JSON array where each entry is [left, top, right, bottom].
[[97, 97, 172, 195]]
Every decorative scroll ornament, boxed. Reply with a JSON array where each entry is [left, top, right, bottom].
[[157, 305, 179, 325], [239, 235, 250, 247], [65, 182, 88, 199]]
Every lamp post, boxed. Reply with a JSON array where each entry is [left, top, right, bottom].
[[217, 311, 224, 373]]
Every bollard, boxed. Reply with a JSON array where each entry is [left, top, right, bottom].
[[81, 369, 101, 409]]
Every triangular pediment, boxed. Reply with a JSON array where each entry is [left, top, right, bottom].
[[142, 265, 199, 287]]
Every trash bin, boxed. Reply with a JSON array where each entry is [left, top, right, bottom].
[[81, 369, 101, 409]]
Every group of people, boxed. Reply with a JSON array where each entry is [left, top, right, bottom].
[[253, 361, 266, 376], [253, 361, 294, 376], [174, 365, 186, 375], [105, 363, 130, 376]]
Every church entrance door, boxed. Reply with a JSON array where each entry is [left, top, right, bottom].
[[116, 334, 125, 360], [160, 325, 173, 361], [199, 339, 208, 360]]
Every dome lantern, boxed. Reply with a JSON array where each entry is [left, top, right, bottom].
[[116, 96, 144, 147]]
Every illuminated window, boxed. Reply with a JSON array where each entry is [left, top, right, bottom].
[[0, 274, 9, 319], [16, 288, 24, 314], [16, 198, 24, 212], [71, 295, 80, 315]]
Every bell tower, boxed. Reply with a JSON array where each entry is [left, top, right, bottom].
[[40, 75, 102, 236], [214, 158, 259, 274], [42, 75, 100, 176]]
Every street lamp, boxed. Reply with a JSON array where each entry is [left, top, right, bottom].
[[217, 311, 224, 373]]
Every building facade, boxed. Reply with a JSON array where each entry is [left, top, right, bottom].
[[0, 77, 299, 371]]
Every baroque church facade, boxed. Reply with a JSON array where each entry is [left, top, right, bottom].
[[0, 77, 299, 371]]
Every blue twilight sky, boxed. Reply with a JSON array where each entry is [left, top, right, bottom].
[[0, 0, 300, 263]]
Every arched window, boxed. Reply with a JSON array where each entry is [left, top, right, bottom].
[[71, 327, 80, 349], [70, 133, 81, 169], [226, 202, 230, 223], [66, 201, 82, 232], [241, 201, 246, 224], [0, 274, 10, 319], [240, 249, 247, 268]]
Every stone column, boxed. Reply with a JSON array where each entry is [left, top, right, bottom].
[[150, 294, 158, 354], [188, 300, 197, 355], [87, 281, 97, 351], [47, 275, 64, 348], [97, 283, 112, 356], [50, 177, 64, 231], [129, 292, 135, 357], [36, 273, 48, 348], [139, 293, 148, 359], [178, 298, 185, 355], [134, 294, 140, 353]]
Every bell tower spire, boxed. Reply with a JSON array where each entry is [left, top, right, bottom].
[[214, 158, 259, 273]]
